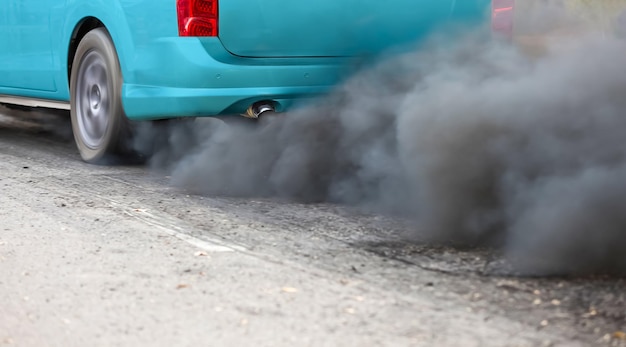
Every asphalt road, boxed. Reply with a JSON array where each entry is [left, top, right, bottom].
[[0, 108, 624, 347]]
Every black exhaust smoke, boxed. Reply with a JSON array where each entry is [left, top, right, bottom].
[[134, 27, 626, 276]]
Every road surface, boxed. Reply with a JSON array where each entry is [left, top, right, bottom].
[[0, 108, 624, 347]]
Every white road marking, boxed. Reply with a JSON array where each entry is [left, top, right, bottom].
[[108, 200, 246, 253]]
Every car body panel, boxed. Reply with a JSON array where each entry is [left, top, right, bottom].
[[0, 2, 59, 91], [219, 0, 456, 58], [0, 0, 490, 121]]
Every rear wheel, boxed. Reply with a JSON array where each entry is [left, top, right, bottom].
[[70, 28, 129, 163]]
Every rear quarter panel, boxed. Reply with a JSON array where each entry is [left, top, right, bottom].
[[58, 0, 176, 99]]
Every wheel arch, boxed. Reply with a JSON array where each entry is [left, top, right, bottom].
[[62, 2, 136, 95], [67, 17, 105, 83]]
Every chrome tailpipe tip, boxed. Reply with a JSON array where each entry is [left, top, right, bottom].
[[244, 101, 276, 119]]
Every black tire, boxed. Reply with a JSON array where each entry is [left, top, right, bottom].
[[70, 27, 129, 163]]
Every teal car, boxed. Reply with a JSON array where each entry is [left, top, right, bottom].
[[0, 0, 489, 162]]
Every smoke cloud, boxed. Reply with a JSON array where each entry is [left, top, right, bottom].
[[135, 14, 626, 276]]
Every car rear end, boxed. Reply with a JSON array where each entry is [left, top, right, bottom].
[[120, 0, 490, 120]]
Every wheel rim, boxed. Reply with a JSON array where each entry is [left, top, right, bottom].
[[75, 50, 111, 149]]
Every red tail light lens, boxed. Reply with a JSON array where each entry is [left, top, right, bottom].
[[177, 0, 218, 37], [492, 0, 514, 36]]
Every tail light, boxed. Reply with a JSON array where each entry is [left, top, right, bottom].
[[177, 0, 218, 36], [492, 0, 514, 36]]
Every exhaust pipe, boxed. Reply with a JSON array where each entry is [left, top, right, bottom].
[[244, 101, 276, 119]]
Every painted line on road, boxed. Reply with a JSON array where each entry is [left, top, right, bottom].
[[130, 209, 241, 253], [106, 200, 246, 253]]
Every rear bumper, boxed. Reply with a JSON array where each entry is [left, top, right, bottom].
[[121, 38, 356, 120], [122, 84, 330, 120]]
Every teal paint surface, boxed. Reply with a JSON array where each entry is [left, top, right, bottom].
[[0, 0, 490, 120]]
